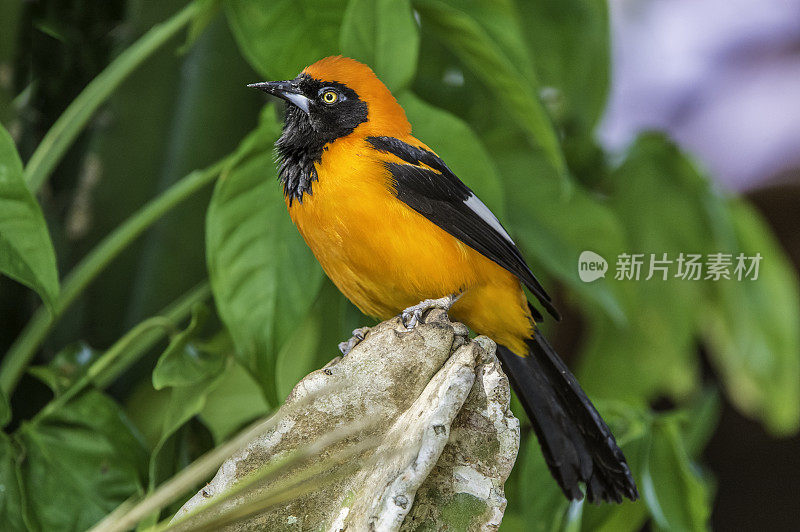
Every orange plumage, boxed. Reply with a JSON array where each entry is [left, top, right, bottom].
[[288, 58, 533, 353]]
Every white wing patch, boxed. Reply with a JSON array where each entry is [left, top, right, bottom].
[[463, 193, 515, 245]]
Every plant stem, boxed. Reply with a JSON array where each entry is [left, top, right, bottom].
[[94, 282, 212, 389], [38, 317, 173, 419], [0, 161, 224, 395], [36, 281, 211, 419], [23, 1, 200, 192]]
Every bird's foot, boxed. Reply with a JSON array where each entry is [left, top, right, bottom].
[[401, 293, 463, 330], [338, 327, 371, 356]]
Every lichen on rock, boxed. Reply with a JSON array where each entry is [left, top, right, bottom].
[[173, 310, 520, 531]]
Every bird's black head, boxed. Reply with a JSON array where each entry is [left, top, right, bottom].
[[248, 74, 368, 204], [251, 75, 369, 141]]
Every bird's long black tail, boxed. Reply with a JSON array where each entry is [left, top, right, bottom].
[[496, 329, 639, 503]]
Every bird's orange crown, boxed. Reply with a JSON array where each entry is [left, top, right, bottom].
[[303, 56, 411, 137]]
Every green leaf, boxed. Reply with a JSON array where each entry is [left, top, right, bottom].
[[206, 108, 325, 403], [518, 432, 572, 531], [580, 500, 648, 532], [150, 381, 223, 483], [0, 124, 59, 309], [148, 337, 231, 504], [641, 421, 710, 532], [180, 0, 222, 53], [275, 306, 325, 401], [28, 341, 100, 396], [340, 0, 420, 91], [0, 432, 29, 531], [413, 0, 567, 181], [199, 361, 270, 444], [225, 0, 345, 80], [152, 305, 226, 390], [680, 389, 722, 458], [147, 385, 219, 509], [0, 390, 9, 428], [515, 0, 610, 184], [580, 134, 723, 401], [275, 278, 370, 402], [703, 199, 800, 434], [518, 0, 610, 129], [398, 92, 505, 216], [17, 391, 148, 531]]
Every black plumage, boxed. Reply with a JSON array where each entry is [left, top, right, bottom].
[[497, 333, 639, 503], [366, 135, 559, 321], [368, 135, 638, 503]]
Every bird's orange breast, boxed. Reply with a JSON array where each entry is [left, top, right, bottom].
[[287, 135, 534, 354]]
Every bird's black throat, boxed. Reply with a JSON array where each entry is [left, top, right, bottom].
[[274, 74, 368, 205], [275, 104, 325, 205]]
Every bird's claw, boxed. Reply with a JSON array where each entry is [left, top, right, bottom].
[[400, 293, 462, 330], [338, 327, 371, 356]]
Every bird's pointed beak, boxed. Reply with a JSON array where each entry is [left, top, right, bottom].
[[247, 80, 311, 114]]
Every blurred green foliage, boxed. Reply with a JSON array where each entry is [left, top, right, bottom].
[[0, 0, 798, 530]]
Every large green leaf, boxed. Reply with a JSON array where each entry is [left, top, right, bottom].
[[149, 381, 224, 485], [641, 421, 710, 532], [703, 199, 800, 434], [340, 0, 419, 91], [274, 299, 326, 402], [579, 134, 723, 401], [413, 0, 567, 181], [516, 0, 610, 184], [147, 325, 231, 513], [0, 125, 59, 309], [206, 107, 325, 403], [0, 432, 29, 531], [16, 391, 148, 531], [199, 360, 270, 444], [518, 0, 610, 130], [225, 0, 345, 80], [436, 0, 537, 83], [274, 278, 367, 402]]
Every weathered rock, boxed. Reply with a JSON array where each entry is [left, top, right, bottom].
[[173, 310, 520, 531]]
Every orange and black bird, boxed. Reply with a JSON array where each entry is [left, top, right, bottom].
[[249, 56, 638, 503]]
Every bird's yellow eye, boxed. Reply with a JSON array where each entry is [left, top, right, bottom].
[[322, 90, 338, 104]]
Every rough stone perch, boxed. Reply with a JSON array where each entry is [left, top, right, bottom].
[[174, 310, 521, 530]]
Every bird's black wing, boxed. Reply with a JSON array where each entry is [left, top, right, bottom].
[[366, 136, 559, 321]]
